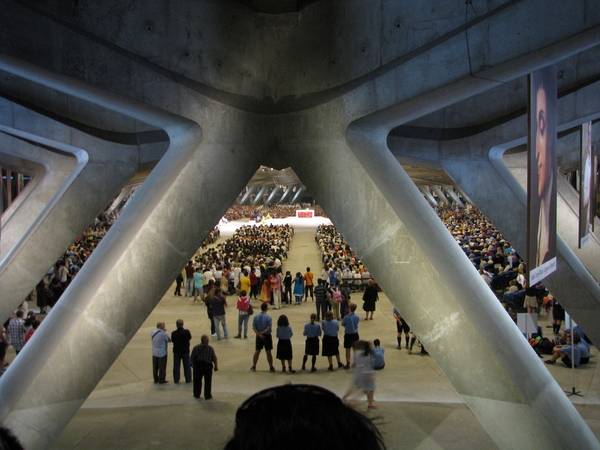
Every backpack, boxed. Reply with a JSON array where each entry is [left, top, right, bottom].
[[332, 290, 343, 304]]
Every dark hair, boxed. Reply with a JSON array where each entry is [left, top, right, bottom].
[[277, 315, 289, 327], [239, 290, 247, 296], [260, 303, 268, 312], [224, 384, 386, 450], [374, 339, 380, 347], [0, 426, 24, 450], [356, 340, 371, 356]]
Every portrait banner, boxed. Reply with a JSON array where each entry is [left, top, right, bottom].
[[527, 66, 557, 286], [579, 122, 593, 248]]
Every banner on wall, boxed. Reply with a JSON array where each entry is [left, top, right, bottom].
[[579, 122, 593, 248], [527, 66, 557, 286]]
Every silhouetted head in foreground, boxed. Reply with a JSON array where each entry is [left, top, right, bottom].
[[224, 384, 386, 450]]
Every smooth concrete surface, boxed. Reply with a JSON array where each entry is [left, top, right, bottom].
[[0, 219, 588, 449], [1, 1, 600, 448]]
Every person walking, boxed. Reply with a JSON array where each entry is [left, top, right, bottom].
[[343, 340, 378, 410], [191, 334, 218, 399]]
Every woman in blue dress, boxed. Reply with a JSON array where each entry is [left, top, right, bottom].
[[292, 272, 304, 305]]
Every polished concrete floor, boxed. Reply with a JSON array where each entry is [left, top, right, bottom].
[[6, 218, 599, 449]]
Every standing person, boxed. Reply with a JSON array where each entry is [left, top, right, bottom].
[[551, 295, 565, 336], [341, 303, 360, 369], [235, 290, 252, 339], [24, 320, 40, 344], [7, 310, 26, 356], [249, 268, 259, 299], [343, 340, 378, 410], [340, 280, 351, 318], [322, 310, 344, 371], [190, 335, 218, 400], [151, 322, 171, 384], [210, 288, 229, 340], [271, 269, 283, 310], [292, 272, 304, 305], [36, 279, 48, 315], [313, 278, 328, 321], [204, 280, 217, 336], [0, 323, 9, 372], [193, 267, 204, 303], [371, 339, 385, 370], [251, 303, 276, 373], [171, 319, 192, 384], [283, 270, 293, 304], [184, 261, 195, 297], [331, 286, 343, 320], [239, 269, 251, 297], [276, 315, 295, 373], [362, 281, 379, 320], [393, 307, 410, 349], [174, 270, 184, 296], [302, 313, 322, 372], [304, 267, 315, 301]]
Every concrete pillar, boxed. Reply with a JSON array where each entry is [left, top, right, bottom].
[[431, 185, 448, 206], [240, 187, 252, 204], [290, 186, 304, 204], [106, 185, 136, 214], [266, 186, 280, 205], [0, 58, 262, 449], [442, 185, 464, 208], [418, 185, 438, 207], [252, 185, 268, 205], [0, 115, 140, 322], [330, 125, 598, 449]]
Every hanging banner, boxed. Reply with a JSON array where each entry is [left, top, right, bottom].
[[527, 66, 557, 286], [579, 122, 593, 248], [593, 154, 598, 231]]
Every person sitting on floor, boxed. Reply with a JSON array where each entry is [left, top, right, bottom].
[[545, 333, 581, 368]]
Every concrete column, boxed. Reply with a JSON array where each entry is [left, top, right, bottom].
[[437, 135, 600, 349], [0, 55, 263, 449], [0, 122, 140, 322], [266, 186, 280, 205], [291, 186, 304, 204], [431, 185, 448, 206], [418, 185, 438, 207], [442, 185, 464, 208], [282, 111, 598, 448]]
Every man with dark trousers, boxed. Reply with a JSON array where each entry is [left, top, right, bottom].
[[151, 321, 171, 384], [171, 319, 192, 384], [191, 334, 218, 399]]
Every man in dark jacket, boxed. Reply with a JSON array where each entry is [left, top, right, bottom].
[[171, 319, 192, 383]]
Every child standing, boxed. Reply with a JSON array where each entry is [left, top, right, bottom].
[[302, 313, 322, 372], [276, 315, 295, 373]]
